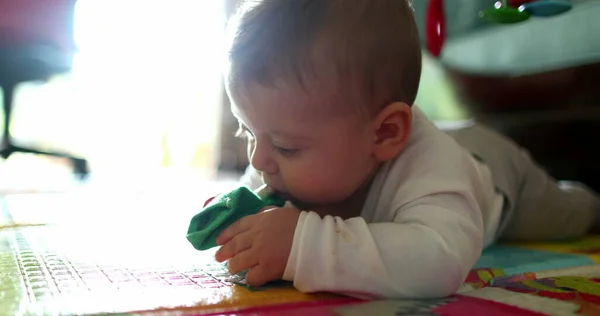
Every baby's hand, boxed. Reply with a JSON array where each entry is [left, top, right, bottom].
[[214, 207, 301, 287]]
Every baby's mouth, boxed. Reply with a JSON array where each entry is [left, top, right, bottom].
[[273, 190, 313, 210], [273, 190, 291, 199]]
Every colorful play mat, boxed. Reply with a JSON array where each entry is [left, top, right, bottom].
[[2, 191, 600, 315]]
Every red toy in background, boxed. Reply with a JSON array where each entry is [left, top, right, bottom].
[[424, 0, 573, 57], [508, 0, 536, 7], [425, 0, 445, 58]]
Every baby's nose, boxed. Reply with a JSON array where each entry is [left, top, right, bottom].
[[250, 144, 278, 175]]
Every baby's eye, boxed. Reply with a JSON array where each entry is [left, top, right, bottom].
[[272, 146, 299, 157]]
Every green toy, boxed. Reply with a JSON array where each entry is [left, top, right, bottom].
[[481, 0, 530, 24], [186, 185, 286, 251]]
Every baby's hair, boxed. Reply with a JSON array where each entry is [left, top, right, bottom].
[[226, 0, 422, 115]]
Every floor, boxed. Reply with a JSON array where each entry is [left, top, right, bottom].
[[0, 166, 356, 315], [4, 153, 600, 315], [4, 192, 600, 315], [0, 153, 238, 194]]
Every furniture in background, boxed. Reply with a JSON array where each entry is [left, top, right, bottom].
[[0, 0, 88, 177], [421, 0, 600, 192], [447, 62, 600, 193]]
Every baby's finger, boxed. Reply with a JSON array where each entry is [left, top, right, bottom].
[[215, 232, 253, 262], [227, 249, 258, 275], [244, 264, 271, 288], [216, 215, 255, 245]]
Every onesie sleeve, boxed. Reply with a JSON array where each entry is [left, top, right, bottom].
[[282, 190, 484, 299]]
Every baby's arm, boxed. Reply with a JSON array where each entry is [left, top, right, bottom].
[[283, 192, 483, 299]]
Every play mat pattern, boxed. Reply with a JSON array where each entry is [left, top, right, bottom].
[[2, 192, 600, 315]]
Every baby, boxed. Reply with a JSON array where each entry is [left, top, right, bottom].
[[212, 0, 600, 299]]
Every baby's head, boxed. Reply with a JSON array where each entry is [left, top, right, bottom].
[[225, 0, 422, 210]]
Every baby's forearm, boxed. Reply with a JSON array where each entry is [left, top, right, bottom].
[[284, 209, 483, 299]]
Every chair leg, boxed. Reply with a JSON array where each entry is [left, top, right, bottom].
[[1, 82, 89, 179], [1, 82, 14, 149], [5, 144, 88, 177], [0, 143, 89, 179]]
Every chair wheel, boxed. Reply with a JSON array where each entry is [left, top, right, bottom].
[[71, 158, 89, 180]]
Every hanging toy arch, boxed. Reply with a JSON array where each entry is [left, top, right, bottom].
[[424, 0, 572, 58]]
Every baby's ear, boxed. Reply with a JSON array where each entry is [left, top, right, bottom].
[[371, 102, 412, 161]]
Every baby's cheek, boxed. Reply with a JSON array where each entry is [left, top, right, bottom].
[[285, 170, 325, 196], [290, 169, 344, 201]]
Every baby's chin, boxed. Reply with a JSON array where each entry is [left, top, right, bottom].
[[273, 191, 320, 211], [289, 199, 318, 211]]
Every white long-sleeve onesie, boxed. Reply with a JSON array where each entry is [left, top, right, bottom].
[[240, 107, 504, 299]]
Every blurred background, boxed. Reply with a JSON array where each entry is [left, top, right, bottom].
[[0, 0, 598, 194], [0, 0, 228, 192]]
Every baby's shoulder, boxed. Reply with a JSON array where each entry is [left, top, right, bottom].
[[399, 115, 473, 174], [381, 115, 484, 192]]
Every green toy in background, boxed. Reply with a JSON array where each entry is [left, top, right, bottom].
[[480, 0, 530, 23], [424, 0, 574, 58], [186, 184, 286, 251], [480, 0, 572, 24]]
